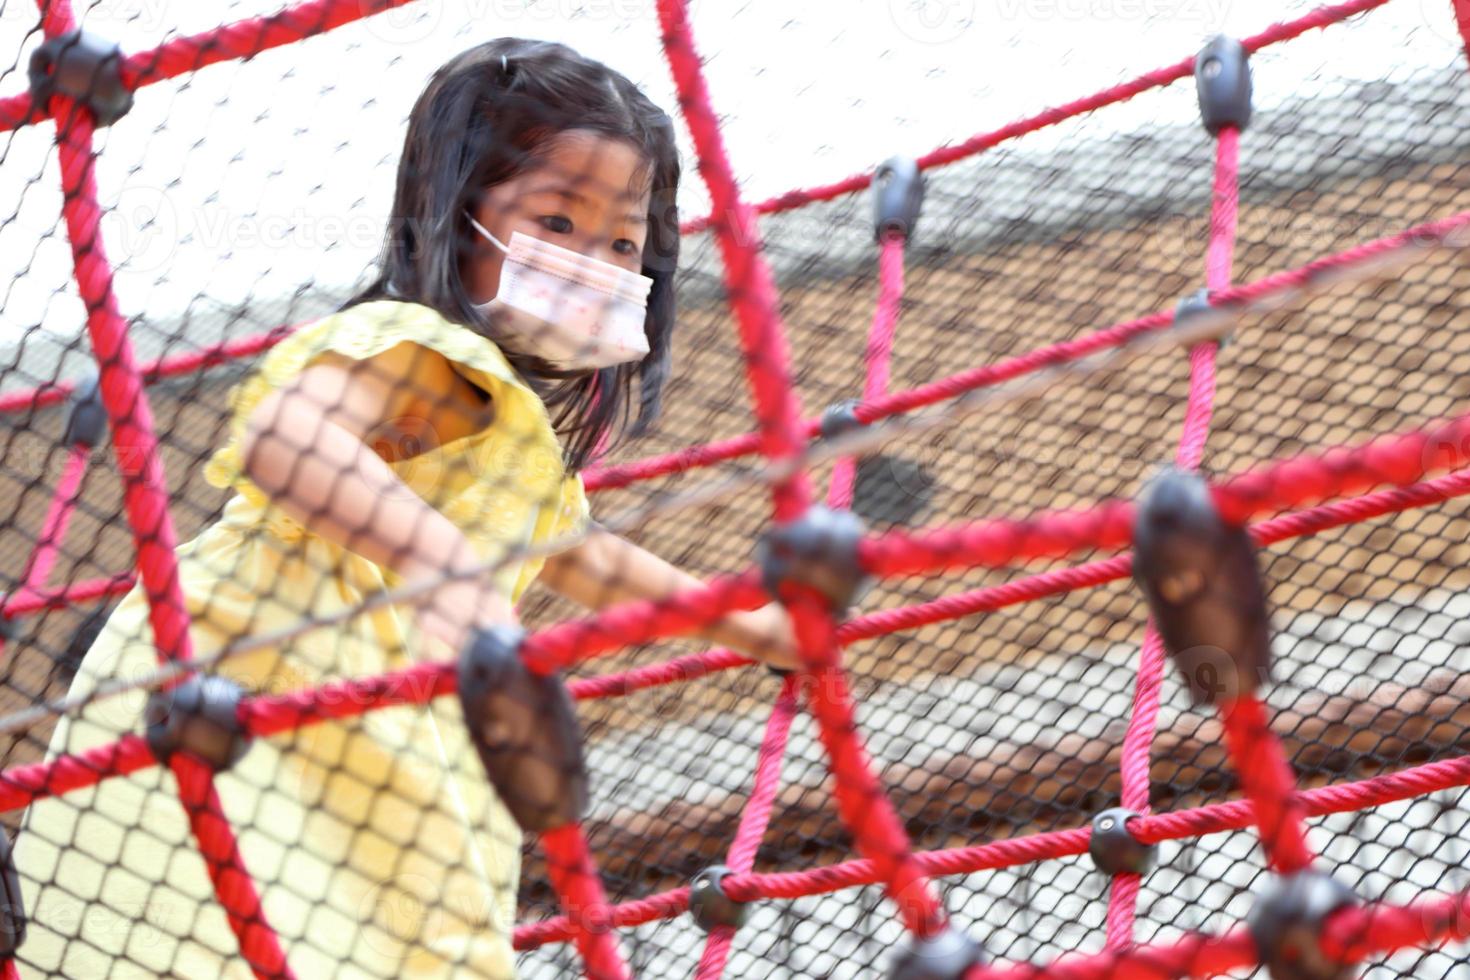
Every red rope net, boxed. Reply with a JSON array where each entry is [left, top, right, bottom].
[[3, 0, 1470, 977]]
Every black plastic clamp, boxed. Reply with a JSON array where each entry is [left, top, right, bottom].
[[0, 831, 24, 956], [688, 865, 748, 931], [758, 506, 868, 610], [1195, 35, 1252, 135], [1133, 467, 1273, 705], [874, 156, 925, 243], [1247, 871, 1358, 980], [888, 925, 985, 980], [28, 30, 134, 128], [820, 398, 865, 441], [457, 624, 588, 833], [1088, 807, 1156, 876], [1175, 286, 1229, 350], [63, 371, 107, 449], [0, 617, 17, 643], [144, 675, 251, 771]]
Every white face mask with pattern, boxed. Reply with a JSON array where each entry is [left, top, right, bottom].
[[466, 213, 652, 370]]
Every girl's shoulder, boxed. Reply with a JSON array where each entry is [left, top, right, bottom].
[[294, 299, 524, 390]]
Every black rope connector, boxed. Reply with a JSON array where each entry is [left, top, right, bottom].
[[63, 371, 107, 449], [1133, 467, 1273, 705], [458, 624, 587, 833], [0, 831, 25, 956], [144, 675, 251, 771], [758, 506, 868, 611], [873, 156, 925, 243], [1195, 35, 1252, 135], [1174, 286, 1229, 350], [28, 30, 134, 128], [888, 926, 985, 980], [688, 865, 747, 931], [1088, 807, 1155, 876], [819, 398, 865, 441], [0, 617, 18, 643], [1247, 871, 1358, 980]]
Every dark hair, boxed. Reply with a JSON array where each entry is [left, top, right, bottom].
[[345, 37, 681, 473]]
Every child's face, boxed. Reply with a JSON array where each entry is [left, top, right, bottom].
[[464, 129, 653, 304]]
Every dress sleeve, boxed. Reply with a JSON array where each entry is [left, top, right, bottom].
[[201, 300, 524, 504]]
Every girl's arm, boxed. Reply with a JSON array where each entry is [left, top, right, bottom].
[[539, 526, 800, 670], [240, 344, 514, 652]]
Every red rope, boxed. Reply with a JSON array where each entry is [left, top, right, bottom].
[[655, 0, 812, 521], [860, 401, 1470, 581], [694, 675, 799, 979], [516, 754, 1470, 951], [1218, 695, 1315, 873], [677, 0, 1389, 234], [0, 1, 418, 133], [172, 754, 294, 979], [0, 572, 136, 618], [1107, 120, 1238, 948], [8, 444, 88, 602], [540, 823, 630, 980], [12, 462, 1470, 819], [585, 203, 1470, 495], [785, 593, 947, 938], [1453, 0, 1470, 67], [51, 97, 195, 667]]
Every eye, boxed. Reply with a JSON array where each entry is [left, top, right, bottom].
[[612, 238, 640, 257], [539, 214, 573, 234]]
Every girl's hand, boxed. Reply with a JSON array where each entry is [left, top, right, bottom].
[[414, 572, 519, 659], [722, 602, 801, 672]]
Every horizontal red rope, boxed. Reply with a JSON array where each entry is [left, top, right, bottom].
[[860, 406, 1470, 580], [241, 572, 767, 736], [585, 203, 1470, 495], [677, 0, 1389, 233], [0, 0, 417, 132], [0, 325, 295, 417], [514, 755, 1470, 951], [11, 464, 1470, 816], [0, 572, 136, 618]]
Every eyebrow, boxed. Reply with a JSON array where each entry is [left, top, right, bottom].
[[526, 184, 648, 225]]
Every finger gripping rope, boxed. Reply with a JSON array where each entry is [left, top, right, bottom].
[[1247, 871, 1359, 980], [1195, 35, 1252, 135], [758, 505, 868, 610], [688, 865, 748, 931], [887, 925, 985, 980], [27, 30, 133, 127], [457, 624, 588, 832], [62, 370, 106, 449], [873, 156, 925, 243], [1133, 467, 1272, 704], [144, 675, 251, 770], [1089, 807, 1156, 877]]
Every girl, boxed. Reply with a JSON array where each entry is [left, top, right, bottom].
[[15, 38, 796, 979]]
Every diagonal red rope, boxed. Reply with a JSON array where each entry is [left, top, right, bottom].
[[694, 675, 800, 979], [655, 0, 812, 521], [540, 823, 631, 980]]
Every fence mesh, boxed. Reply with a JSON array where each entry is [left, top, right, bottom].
[[1, 0, 1470, 978]]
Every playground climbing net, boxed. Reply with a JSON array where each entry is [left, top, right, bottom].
[[4, 0, 1470, 977]]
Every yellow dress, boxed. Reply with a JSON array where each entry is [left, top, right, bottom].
[[13, 300, 590, 979]]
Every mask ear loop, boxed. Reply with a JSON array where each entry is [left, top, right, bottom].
[[466, 212, 511, 254]]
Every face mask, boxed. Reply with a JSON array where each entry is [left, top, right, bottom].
[[466, 213, 652, 370]]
